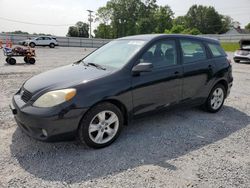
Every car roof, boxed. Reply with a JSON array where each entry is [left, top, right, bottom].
[[118, 34, 219, 44]]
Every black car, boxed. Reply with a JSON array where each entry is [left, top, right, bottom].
[[10, 34, 233, 148], [234, 39, 250, 63]]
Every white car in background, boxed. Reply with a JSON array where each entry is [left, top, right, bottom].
[[233, 39, 250, 63], [26, 36, 58, 48]]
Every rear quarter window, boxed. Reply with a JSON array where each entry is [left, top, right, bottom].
[[208, 43, 226, 57]]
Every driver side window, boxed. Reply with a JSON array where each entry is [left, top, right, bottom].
[[140, 39, 177, 68]]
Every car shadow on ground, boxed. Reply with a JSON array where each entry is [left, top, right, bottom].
[[10, 105, 250, 183]]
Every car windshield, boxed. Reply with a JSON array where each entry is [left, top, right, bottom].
[[83, 40, 146, 69]]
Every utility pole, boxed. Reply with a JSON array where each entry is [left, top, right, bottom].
[[87, 10, 94, 38]]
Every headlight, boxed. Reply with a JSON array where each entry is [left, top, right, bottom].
[[33, 88, 76, 108]]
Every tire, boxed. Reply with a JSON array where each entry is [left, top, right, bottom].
[[78, 102, 124, 148], [204, 84, 226, 113], [5, 58, 9, 63], [49, 43, 55, 48], [24, 57, 28, 63], [8, 58, 16, 65], [234, 60, 240, 63], [28, 58, 36, 64], [29, 42, 35, 48]]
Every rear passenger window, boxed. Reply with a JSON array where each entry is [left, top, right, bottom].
[[180, 39, 207, 64], [208, 43, 225, 57]]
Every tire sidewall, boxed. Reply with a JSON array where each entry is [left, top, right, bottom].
[[78, 103, 124, 148], [49, 43, 55, 48], [8, 58, 16, 65], [29, 58, 36, 64], [206, 84, 226, 113]]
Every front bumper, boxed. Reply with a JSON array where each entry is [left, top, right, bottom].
[[233, 55, 250, 62], [11, 94, 87, 141]]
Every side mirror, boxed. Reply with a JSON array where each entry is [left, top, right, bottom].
[[132, 62, 153, 73]]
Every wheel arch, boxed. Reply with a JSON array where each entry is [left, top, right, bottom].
[[213, 79, 228, 93], [78, 98, 129, 130]]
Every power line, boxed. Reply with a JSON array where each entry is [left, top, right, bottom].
[[0, 16, 75, 27]]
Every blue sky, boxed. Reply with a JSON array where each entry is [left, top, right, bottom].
[[0, 0, 249, 36]]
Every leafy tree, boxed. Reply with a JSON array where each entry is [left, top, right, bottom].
[[136, 0, 158, 34], [154, 5, 174, 33], [67, 26, 79, 37], [245, 23, 250, 30], [220, 15, 234, 33], [173, 16, 187, 26], [94, 24, 113, 38], [164, 25, 201, 35], [67, 22, 89, 37], [2, 30, 29, 35], [182, 28, 201, 35], [95, 0, 173, 38], [185, 5, 224, 34]]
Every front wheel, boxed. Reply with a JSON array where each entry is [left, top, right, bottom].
[[29, 42, 35, 48], [204, 84, 226, 113], [7, 58, 16, 65], [49, 43, 55, 48], [78, 102, 123, 148]]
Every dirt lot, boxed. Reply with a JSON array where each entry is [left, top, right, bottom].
[[0, 47, 249, 188]]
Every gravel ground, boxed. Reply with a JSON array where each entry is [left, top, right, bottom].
[[0, 47, 249, 188]]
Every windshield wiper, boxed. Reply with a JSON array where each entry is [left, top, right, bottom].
[[87, 62, 106, 70], [73, 59, 89, 67], [73, 59, 106, 70]]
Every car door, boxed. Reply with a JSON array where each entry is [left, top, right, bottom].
[[131, 39, 183, 116], [43, 37, 51, 45], [179, 38, 215, 103], [35, 37, 44, 45]]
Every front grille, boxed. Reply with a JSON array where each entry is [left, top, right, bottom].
[[21, 88, 32, 103]]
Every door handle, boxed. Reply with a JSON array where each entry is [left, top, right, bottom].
[[208, 64, 213, 69], [174, 71, 180, 75]]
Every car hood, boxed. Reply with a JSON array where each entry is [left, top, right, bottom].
[[23, 64, 112, 94]]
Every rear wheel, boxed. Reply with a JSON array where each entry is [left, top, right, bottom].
[[204, 84, 226, 113], [8, 58, 16, 65], [78, 102, 123, 148], [28, 58, 36, 64]]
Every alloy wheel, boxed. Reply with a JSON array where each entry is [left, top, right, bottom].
[[88, 110, 119, 144]]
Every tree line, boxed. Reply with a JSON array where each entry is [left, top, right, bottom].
[[67, 0, 246, 38]]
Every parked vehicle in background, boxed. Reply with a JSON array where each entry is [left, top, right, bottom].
[[18, 40, 27, 46], [234, 39, 250, 63], [3, 46, 36, 65], [10, 34, 233, 148], [26, 36, 58, 48]]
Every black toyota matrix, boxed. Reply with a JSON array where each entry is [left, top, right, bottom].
[[10, 34, 233, 148]]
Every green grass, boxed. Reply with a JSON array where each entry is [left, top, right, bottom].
[[221, 42, 240, 52]]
